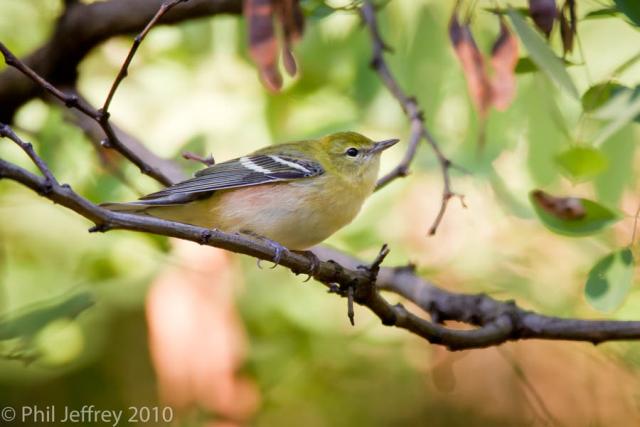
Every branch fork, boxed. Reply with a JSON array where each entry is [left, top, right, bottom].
[[2, 0, 640, 351]]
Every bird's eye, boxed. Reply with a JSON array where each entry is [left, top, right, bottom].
[[345, 147, 359, 157]]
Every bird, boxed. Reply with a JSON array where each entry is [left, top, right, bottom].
[[101, 131, 398, 254]]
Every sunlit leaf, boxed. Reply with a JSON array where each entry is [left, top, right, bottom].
[[530, 190, 620, 236], [528, 0, 557, 37], [555, 145, 608, 182], [585, 249, 635, 312], [584, 8, 620, 19], [508, 8, 580, 99], [595, 126, 636, 205], [614, 0, 640, 27], [592, 86, 640, 145], [581, 82, 626, 112]]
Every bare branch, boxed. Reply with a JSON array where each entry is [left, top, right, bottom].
[[3, 125, 640, 350], [182, 151, 216, 166], [102, 0, 190, 113], [57, 90, 187, 184], [0, 43, 98, 119], [376, 264, 640, 346], [0, 42, 176, 186], [362, 1, 460, 235], [3, 0, 640, 352], [0, 0, 242, 122], [0, 123, 57, 188]]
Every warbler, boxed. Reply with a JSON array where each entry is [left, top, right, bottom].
[[102, 132, 398, 250]]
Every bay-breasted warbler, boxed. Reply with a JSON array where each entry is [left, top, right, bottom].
[[102, 131, 398, 250]]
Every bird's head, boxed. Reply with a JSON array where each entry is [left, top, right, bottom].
[[318, 131, 399, 182]]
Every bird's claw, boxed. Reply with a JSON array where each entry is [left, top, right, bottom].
[[292, 250, 321, 282], [254, 237, 288, 269]]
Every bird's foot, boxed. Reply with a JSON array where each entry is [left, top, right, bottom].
[[240, 231, 289, 269], [292, 250, 321, 282]]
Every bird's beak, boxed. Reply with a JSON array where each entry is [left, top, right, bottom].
[[370, 138, 400, 154]]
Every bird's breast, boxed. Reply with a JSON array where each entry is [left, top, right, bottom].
[[206, 174, 372, 249]]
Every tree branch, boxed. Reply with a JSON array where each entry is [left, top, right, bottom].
[[0, 0, 204, 187], [0, 42, 178, 186], [0, 0, 242, 123], [102, 0, 191, 113], [362, 1, 460, 235], [3, 126, 640, 350], [2, 0, 640, 352]]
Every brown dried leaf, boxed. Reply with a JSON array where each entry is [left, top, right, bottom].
[[276, 0, 304, 77], [531, 189, 586, 220], [490, 19, 519, 111], [245, 0, 282, 91], [282, 41, 297, 76], [528, 0, 557, 37], [147, 242, 259, 418], [276, 0, 304, 42], [431, 358, 457, 393], [449, 9, 492, 117], [560, 0, 577, 55]]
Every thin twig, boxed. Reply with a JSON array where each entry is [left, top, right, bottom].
[[362, 1, 460, 235], [0, 122, 57, 187], [3, 132, 640, 349], [182, 151, 216, 166], [347, 286, 355, 326], [0, 0, 243, 123], [369, 243, 390, 278], [102, 0, 190, 113], [0, 43, 98, 119], [0, 42, 175, 186]]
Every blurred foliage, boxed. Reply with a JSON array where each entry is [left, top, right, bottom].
[[1, 0, 640, 426]]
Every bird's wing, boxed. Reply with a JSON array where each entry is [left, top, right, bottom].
[[132, 154, 324, 205]]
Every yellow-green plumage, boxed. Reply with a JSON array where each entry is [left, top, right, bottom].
[[102, 132, 397, 250]]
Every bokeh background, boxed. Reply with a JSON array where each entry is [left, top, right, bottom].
[[1, 0, 640, 425]]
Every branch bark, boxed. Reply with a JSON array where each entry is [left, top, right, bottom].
[[2, 126, 640, 350], [0, 0, 242, 123], [362, 1, 460, 235], [2, 0, 640, 352]]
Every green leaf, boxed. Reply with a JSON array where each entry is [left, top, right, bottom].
[[516, 57, 578, 74], [508, 8, 580, 99], [584, 8, 620, 19], [555, 146, 608, 182], [614, 0, 640, 27], [592, 86, 640, 145], [585, 249, 635, 312], [483, 6, 530, 16], [34, 319, 85, 365], [595, 126, 636, 205], [0, 292, 94, 341], [581, 82, 626, 112], [529, 192, 620, 237], [515, 57, 538, 74]]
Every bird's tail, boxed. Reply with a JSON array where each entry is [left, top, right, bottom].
[[99, 201, 150, 213]]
